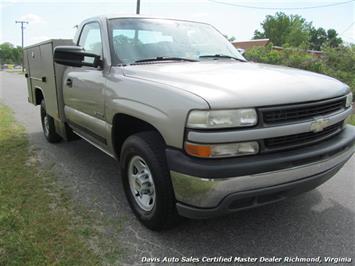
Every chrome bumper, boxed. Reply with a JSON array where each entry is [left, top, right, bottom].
[[170, 145, 354, 209]]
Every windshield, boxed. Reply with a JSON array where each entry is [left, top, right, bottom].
[[108, 18, 245, 65]]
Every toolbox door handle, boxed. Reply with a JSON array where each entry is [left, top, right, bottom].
[[66, 78, 73, 87]]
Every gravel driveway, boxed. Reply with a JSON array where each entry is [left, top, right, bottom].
[[1, 71, 354, 265]]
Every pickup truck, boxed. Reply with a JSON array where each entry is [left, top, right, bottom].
[[24, 15, 355, 231]]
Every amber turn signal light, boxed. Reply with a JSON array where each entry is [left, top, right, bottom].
[[184, 141, 259, 158], [184, 142, 212, 158]]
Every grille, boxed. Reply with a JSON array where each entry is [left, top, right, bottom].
[[261, 97, 346, 125], [264, 122, 343, 151]]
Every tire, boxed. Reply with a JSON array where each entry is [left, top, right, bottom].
[[40, 100, 61, 143], [120, 131, 180, 231]]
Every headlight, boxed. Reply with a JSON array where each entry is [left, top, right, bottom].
[[187, 109, 257, 129], [346, 93, 353, 108], [185, 141, 259, 158]]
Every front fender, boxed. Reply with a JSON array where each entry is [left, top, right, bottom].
[[105, 69, 209, 148]]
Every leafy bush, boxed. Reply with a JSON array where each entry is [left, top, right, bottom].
[[244, 44, 355, 95]]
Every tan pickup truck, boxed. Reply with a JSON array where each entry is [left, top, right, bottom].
[[24, 15, 355, 230]]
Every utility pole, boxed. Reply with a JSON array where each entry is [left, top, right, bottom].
[[15, 20, 29, 72], [136, 0, 140, 14]]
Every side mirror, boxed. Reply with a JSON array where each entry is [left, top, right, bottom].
[[53, 46, 102, 68]]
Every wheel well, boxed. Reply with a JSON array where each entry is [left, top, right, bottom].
[[34, 88, 44, 105], [112, 114, 165, 158]]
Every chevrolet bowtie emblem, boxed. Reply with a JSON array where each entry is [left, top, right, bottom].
[[310, 117, 329, 133]]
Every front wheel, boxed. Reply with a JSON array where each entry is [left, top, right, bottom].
[[120, 131, 180, 231], [40, 100, 61, 143]]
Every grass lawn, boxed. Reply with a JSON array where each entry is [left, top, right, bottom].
[[0, 104, 121, 265]]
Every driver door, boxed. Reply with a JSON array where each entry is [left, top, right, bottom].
[[63, 22, 107, 145]]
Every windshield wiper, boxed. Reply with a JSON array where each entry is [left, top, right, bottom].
[[199, 54, 246, 62], [134, 56, 198, 64]]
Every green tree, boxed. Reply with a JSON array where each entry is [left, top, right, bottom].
[[0, 42, 23, 65], [326, 29, 343, 48], [253, 12, 311, 47], [224, 35, 236, 42], [309, 27, 343, 50], [309, 27, 328, 50]]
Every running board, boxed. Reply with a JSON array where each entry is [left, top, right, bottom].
[[73, 130, 116, 159]]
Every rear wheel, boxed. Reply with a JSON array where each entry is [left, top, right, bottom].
[[40, 100, 61, 143], [120, 131, 180, 230]]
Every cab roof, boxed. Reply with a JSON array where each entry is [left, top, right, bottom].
[[83, 14, 207, 24]]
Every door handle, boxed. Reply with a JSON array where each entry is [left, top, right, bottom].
[[66, 78, 72, 87]]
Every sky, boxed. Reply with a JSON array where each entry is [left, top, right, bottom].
[[0, 0, 354, 47]]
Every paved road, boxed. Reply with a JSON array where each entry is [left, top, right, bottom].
[[1, 71, 354, 265]]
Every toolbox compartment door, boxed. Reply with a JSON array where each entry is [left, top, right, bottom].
[[24, 39, 73, 121]]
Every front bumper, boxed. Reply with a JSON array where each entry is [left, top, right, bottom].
[[166, 125, 355, 218]]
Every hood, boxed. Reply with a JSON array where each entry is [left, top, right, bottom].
[[122, 61, 349, 109]]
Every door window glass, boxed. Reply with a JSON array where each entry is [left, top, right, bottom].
[[79, 22, 103, 57]]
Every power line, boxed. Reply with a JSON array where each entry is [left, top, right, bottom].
[[208, 0, 355, 10], [340, 21, 355, 35]]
